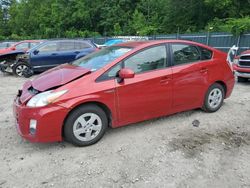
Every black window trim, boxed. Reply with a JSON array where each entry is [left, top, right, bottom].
[[96, 43, 170, 82]]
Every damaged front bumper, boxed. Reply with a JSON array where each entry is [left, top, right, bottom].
[[0, 60, 14, 73]]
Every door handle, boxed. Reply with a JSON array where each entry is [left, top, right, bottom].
[[200, 68, 208, 73], [74, 51, 80, 54], [51, 53, 58, 55]]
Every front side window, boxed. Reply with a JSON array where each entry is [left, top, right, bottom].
[[72, 46, 132, 71], [172, 44, 201, 65], [97, 63, 122, 81], [15, 43, 29, 50], [124, 45, 167, 74], [38, 42, 57, 53]]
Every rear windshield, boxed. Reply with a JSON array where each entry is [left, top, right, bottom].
[[72, 46, 132, 71]]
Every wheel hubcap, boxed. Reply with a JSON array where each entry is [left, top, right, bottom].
[[73, 113, 102, 142], [208, 88, 222, 109], [16, 65, 28, 76]]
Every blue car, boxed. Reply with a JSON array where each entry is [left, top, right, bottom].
[[103, 39, 125, 47], [12, 40, 97, 77]]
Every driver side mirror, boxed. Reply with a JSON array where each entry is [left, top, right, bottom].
[[119, 68, 135, 79], [11, 47, 16, 50], [33, 49, 39, 55]]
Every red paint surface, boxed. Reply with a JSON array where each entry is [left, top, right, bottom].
[[0, 40, 41, 54], [13, 40, 235, 142]]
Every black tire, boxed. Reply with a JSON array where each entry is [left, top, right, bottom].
[[202, 83, 225, 113], [237, 76, 248, 82], [64, 104, 108, 146], [13, 62, 33, 77]]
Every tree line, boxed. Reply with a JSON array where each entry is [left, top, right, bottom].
[[0, 0, 250, 40]]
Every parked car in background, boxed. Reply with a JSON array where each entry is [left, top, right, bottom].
[[0, 40, 43, 74], [233, 49, 250, 82], [0, 41, 17, 49], [4, 40, 98, 77], [13, 40, 235, 146], [103, 39, 125, 47], [0, 40, 42, 55]]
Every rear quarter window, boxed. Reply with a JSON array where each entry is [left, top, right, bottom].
[[199, 46, 213, 60]]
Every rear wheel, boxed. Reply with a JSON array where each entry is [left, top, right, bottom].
[[202, 83, 225, 113], [237, 76, 248, 82], [13, 62, 32, 77], [64, 105, 108, 146]]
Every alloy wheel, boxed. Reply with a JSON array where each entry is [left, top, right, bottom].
[[15, 65, 29, 76], [208, 88, 223, 109], [73, 113, 102, 142]]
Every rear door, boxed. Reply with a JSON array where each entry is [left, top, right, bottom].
[[55, 41, 77, 64], [170, 43, 211, 110], [115, 45, 173, 126]]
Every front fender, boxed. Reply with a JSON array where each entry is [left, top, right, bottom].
[[56, 94, 118, 127]]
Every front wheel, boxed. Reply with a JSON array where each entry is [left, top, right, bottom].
[[202, 83, 225, 113], [13, 62, 33, 77], [64, 105, 108, 146]]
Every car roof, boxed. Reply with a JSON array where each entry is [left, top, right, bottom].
[[16, 40, 42, 43], [12, 40, 43, 46], [115, 40, 213, 50], [46, 39, 93, 42]]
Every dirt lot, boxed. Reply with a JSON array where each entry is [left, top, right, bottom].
[[0, 72, 250, 188]]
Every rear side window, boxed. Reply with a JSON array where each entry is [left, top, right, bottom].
[[124, 45, 167, 74], [199, 46, 213, 60], [57, 41, 75, 51], [75, 41, 92, 50], [172, 44, 201, 65]]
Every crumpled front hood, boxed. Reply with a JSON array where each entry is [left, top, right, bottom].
[[32, 64, 91, 91]]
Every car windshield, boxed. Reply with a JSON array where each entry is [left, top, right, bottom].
[[72, 46, 132, 71]]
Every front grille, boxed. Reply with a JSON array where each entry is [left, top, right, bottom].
[[239, 55, 250, 67], [240, 55, 250, 60]]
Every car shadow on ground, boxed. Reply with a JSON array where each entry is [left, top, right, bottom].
[[237, 81, 250, 86], [21, 108, 204, 150]]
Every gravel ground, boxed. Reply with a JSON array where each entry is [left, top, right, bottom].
[[0, 72, 250, 188]]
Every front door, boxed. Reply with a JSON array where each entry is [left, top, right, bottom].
[[31, 41, 59, 71], [116, 45, 173, 126]]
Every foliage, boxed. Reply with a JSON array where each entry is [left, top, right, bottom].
[[207, 17, 250, 35], [0, 0, 249, 39]]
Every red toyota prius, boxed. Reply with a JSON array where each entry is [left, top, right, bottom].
[[13, 40, 235, 146]]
